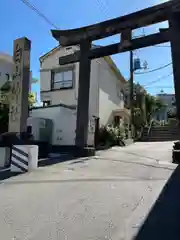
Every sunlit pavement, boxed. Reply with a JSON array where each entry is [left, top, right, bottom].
[[0, 141, 177, 240]]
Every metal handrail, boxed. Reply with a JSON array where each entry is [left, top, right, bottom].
[[147, 119, 153, 137]]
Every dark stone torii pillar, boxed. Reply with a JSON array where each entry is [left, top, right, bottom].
[[169, 12, 180, 121], [75, 41, 92, 149]]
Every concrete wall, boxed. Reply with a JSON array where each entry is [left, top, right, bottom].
[[0, 147, 10, 168], [30, 105, 95, 146], [30, 106, 76, 146]]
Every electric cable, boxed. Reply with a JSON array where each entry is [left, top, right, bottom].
[[19, 0, 59, 29], [142, 72, 173, 87], [95, 0, 109, 17], [135, 63, 172, 75]]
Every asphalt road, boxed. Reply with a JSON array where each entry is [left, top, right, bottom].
[[0, 141, 178, 240]]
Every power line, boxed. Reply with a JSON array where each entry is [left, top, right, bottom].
[[143, 72, 173, 87], [146, 86, 173, 88], [19, 0, 59, 29], [95, 0, 109, 18], [134, 62, 172, 75], [153, 45, 171, 48]]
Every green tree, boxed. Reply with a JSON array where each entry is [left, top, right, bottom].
[[28, 93, 36, 107], [0, 81, 36, 133]]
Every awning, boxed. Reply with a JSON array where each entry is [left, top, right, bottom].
[[113, 108, 131, 118]]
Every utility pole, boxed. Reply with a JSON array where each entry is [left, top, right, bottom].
[[129, 32, 146, 139], [130, 50, 134, 138]]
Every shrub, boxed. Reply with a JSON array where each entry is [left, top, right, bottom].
[[98, 125, 126, 147], [98, 125, 114, 146]]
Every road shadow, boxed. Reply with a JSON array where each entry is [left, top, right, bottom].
[[39, 153, 96, 167], [38, 154, 75, 167], [0, 155, 92, 182], [0, 169, 23, 181], [134, 164, 180, 240]]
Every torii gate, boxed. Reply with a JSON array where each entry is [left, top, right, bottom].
[[51, 0, 180, 153]]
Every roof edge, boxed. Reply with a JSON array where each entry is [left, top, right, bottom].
[[104, 56, 127, 84], [30, 103, 77, 111], [40, 45, 127, 84]]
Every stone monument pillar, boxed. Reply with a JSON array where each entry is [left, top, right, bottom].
[[8, 37, 31, 133]]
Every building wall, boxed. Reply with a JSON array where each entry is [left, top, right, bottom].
[[30, 105, 95, 146], [157, 93, 175, 108], [40, 47, 126, 126], [40, 46, 78, 106], [40, 46, 100, 119], [97, 58, 125, 125], [0, 58, 13, 88], [154, 93, 176, 121], [40, 67, 77, 106], [0, 53, 37, 91], [30, 105, 76, 146]]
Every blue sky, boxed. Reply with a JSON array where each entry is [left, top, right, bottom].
[[0, 0, 173, 100]]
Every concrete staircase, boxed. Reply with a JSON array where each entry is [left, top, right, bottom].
[[142, 124, 180, 142]]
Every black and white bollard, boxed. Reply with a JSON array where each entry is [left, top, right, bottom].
[[11, 145, 38, 172]]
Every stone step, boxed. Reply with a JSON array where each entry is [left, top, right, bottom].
[[149, 136, 180, 139], [150, 133, 180, 136], [151, 128, 179, 132], [148, 136, 180, 140], [147, 140, 179, 142], [141, 125, 180, 142], [150, 131, 179, 134]]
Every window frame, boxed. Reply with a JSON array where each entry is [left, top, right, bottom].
[[114, 116, 121, 126], [5, 73, 10, 81], [118, 89, 124, 101], [51, 66, 74, 91]]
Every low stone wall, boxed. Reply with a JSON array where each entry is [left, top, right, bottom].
[[0, 147, 11, 168]]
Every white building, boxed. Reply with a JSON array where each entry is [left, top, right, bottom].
[[30, 45, 130, 147], [0, 53, 14, 89], [154, 93, 176, 121], [157, 93, 176, 108], [0, 52, 38, 92], [39, 45, 130, 126]]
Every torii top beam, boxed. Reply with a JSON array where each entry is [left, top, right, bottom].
[[51, 1, 179, 46]]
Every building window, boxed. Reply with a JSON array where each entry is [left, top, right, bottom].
[[114, 116, 120, 125], [118, 90, 124, 101], [43, 100, 51, 107], [5, 73, 9, 81], [51, 69, 73, 90], [124, 95, 129, 107], [120, 92, 124, 101], [65, 47, 72, 51], [27, 125, 32, 134]]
